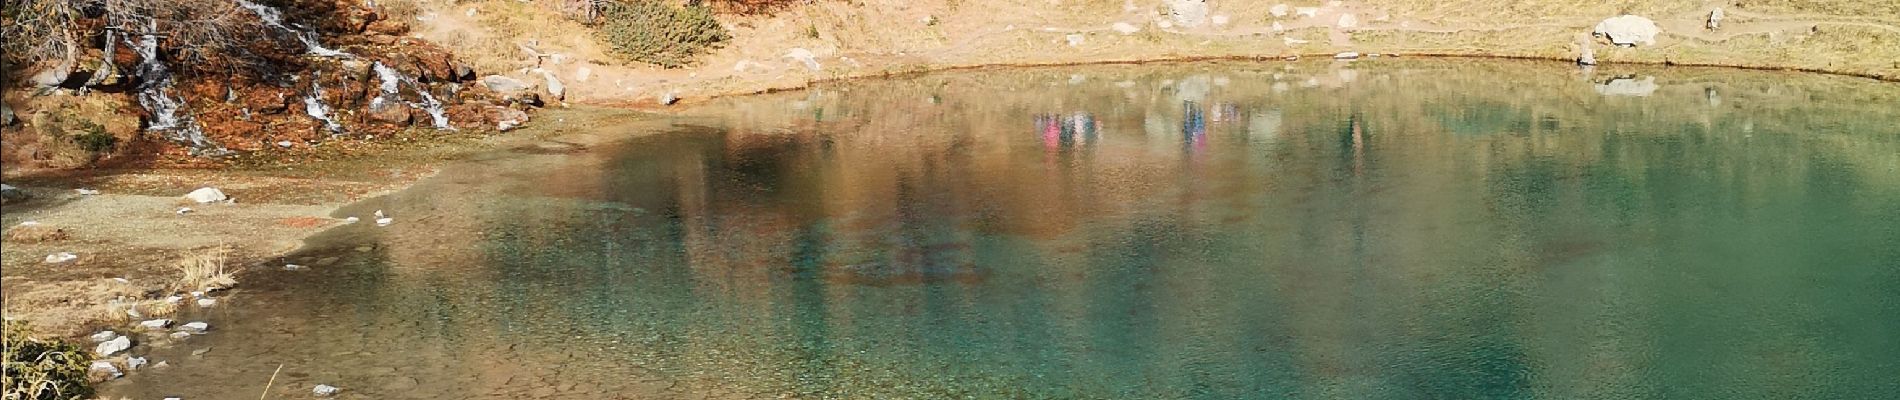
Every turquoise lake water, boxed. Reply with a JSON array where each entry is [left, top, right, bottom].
[[108, 60, 1900, 399]]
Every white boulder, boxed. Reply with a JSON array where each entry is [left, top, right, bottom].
[[314, 384, 341, 397], [139, 319, 174, 330], [183, 187, 227, 203], [95, 336, 132, 356], [540, 70, 565, 101], [785, 48, 821, 72], [1594, 15, 1660, 46], [44, 252, 77, 264], [90, 331, 119, 342], [180, 321, 210, 333], [89, 361, 123, 380], [480, 75, 533, 93], [1167, 0, 1209, 27]]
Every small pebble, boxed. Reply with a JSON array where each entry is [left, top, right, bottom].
[[176, 207, 193, 214], [76, 188, 100, 195], [284, 264, 307, 271]]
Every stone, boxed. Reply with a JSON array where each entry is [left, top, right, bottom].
[[44, 252, 77, 264], [1112, 22, 1140, 34], [0, 184, 25, 204], [29, 60, 74, 89], [1578, 45, 1599, 66], [154, 361, 170, 368], [89, 360, 123, 380], [285, 264, 307, 271], [1065, 34, 1086, 46], [76, 188, 100, 195], [96, 336, 131, 356], [1211, 15, 1229, 26], [183, 187, 227, 203], [139, 319, 174, 330], [127, 357, 148, 370], [1166, 0, 1209, 28], [314, 384, 340, 396], [90, 331, 119, 342], [1708, 8, 1724, 30], [540, 71, 565, 101], [1337, 13, 1358, 29], [170, 331, 192, 339], [1334, 51, 1360, 59], [368, 100, 414, 125], [1270, 4, 1290, 17], [1296, 7, 1320, 18], [191, 348, 211, 356], [196, 298, 217, 307], [454, 64, 477, 81], [1594, 15, 1661, 47], [480, 75, 533, 93], [785, 48, 821, 71], [180, 321, 210, 333], [660, 91, 680, 106], [484, 107, 531, 131]]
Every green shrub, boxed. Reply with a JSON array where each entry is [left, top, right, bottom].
[[595, 0, 729, 68], [3, 321, 94, 400], [70, 121, 115, 153]]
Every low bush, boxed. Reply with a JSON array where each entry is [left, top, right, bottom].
[[594, 0, 729, 68], [2, 321, 93, 400]]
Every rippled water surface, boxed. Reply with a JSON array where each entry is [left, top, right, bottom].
[[109, 60, 1900, 399]]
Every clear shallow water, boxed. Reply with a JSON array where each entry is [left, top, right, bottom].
[[108, 60, 1900, 399]]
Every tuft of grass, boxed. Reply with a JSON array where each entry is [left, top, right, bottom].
[[176, 247, 238, 292], [2, 320, 94, 400], [2, 225, 69, 243], [594, 0, 730, 68]]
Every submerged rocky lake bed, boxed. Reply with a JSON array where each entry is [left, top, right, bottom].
[[103, 60, 1899, 399]]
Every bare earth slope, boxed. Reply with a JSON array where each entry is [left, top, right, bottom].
[[411, 0, 1899, 106]]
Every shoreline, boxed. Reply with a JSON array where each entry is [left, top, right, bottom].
[[615, 52, 1900, 109]]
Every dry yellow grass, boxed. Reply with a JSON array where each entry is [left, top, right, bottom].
[[175, 246, 238, 292], [2, 224, 69, 243]]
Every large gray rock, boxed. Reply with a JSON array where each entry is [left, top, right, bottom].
[[1594, 15, 1660, 46], [785, 48, 821, 72], [183, 187, 227, 203], [367, 100, 413, 125], [540, 71, 565, 101], [480, 75, 533, 93], [89, 361, 123, 381], [96, 336, 132, 356], [1167, 0, 1210, 28], [0, 184, 25, 204]]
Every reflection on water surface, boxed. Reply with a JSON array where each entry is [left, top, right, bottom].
[[108, 60, 1900, 399]]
